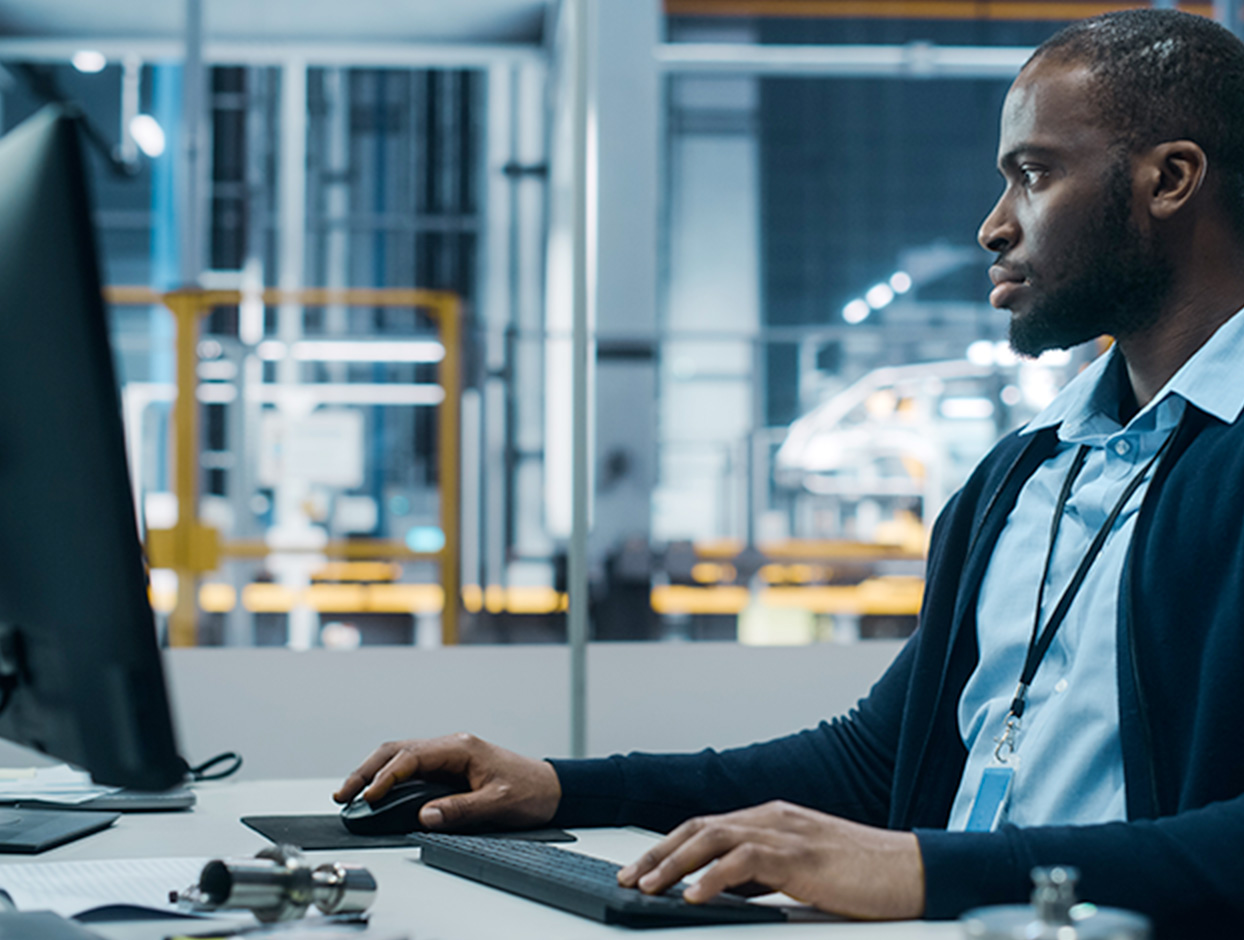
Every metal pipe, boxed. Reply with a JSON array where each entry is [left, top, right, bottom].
[[657, 42, 1032, 78], [0, 39, 543, 68], [119, 54, 141, 166], [568, 0, 593, 761], [180, 0, 204, 285]]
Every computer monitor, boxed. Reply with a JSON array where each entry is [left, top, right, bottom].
[[0, 104, 184, 790]]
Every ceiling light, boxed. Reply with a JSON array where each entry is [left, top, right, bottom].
[[843, 299, 871, 324], [129, 114, 165, 158], [290, 340, 445, 363], [889, 271, 913, 294], [72, 51, 107, 74], [865, 283, 895, 309]]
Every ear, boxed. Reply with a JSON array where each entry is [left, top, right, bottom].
[[1141, 140, 1207, 221]]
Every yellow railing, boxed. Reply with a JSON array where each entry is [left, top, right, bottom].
[[104, 287, 463, 647]]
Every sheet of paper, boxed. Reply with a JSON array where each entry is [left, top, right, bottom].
[[0, 856, 210, 918], [0, 764, 118, 805]]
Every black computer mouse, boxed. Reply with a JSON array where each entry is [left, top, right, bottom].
[[340, 778, 469, 836]]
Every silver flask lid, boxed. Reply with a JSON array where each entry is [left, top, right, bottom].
[[960, 866, 1150, 940]]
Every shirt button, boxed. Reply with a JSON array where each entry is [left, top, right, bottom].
[[1054, 678, 1069, 694], [1112, 439, 1131, 456]]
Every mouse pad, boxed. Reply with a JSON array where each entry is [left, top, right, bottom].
[[240, 814, 575, 850]]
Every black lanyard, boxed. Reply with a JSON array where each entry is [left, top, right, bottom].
[[994, 432, 1174, 762]]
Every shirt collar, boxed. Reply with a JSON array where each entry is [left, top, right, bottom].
[[1022, 306, 1244, 436]]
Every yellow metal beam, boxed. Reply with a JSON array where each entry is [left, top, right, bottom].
[[104, 286, 464, 646], [167, 291, 205, 646]]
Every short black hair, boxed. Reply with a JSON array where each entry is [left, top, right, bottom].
[[1029, 9, 1244, 234]]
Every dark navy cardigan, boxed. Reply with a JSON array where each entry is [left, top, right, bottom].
[[549, 404, 1244, 936]]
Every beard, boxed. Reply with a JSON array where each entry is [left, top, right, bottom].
[[1007, 160, 1175, 357]]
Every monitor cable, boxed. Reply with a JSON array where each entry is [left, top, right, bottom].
[[181, 751, 244, 782]]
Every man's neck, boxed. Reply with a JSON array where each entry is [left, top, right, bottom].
[[1117, 290, 1244, 411]]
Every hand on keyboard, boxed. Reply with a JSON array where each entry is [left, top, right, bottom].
[[616, 800, 925, 920], [333, 733, 562, 832]]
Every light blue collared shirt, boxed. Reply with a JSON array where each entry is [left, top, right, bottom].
[[948, 309, 1244, 831]]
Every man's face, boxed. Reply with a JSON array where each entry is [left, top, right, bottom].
[[978, 59, 1173, 356]]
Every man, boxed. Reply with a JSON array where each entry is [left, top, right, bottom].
[[335, 10, 1244, 933]]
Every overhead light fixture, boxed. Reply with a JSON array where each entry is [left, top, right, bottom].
[[865, 283, 895, 309], [843, 299, 871, 324], [246, 384, 445, 406], [128, 114, 165, 158], [72, 50, 107, 74], [842, 268, 914, 325], [290, 340, 445, 363]]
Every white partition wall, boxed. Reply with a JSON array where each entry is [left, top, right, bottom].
[[0, 640, 907, 779], [148, 641, 905, 780]]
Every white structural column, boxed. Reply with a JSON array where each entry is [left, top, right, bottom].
[[589, 0, 661, 561], [546, 0, 662, 754], [483, 63, 514, 595], [272, 59, 322, 651], [509, 60, 549, 568]]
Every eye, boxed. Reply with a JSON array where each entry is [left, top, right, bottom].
[[1017, 164, 1047, 188]]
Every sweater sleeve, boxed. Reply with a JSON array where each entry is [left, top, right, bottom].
[[918, 795, 1244, 935], [547, 635, 919, 833]]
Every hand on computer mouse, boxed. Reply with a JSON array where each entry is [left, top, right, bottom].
[[333, 733, 562, 832]]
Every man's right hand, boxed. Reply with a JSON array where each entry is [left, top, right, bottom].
[[332, 733, 562, 832]]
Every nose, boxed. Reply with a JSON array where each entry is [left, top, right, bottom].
[[978, 194, 1017, 254]]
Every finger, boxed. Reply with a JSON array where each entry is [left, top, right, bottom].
[[684, 843, 777, 904], [333, 742, 402, 802], [364, 736, 479, 802], [336, 736, 477, 804], [618, 819, 703, 887], [637, 823, 757, 896]]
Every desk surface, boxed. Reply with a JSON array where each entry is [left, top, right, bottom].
[[30, 779, 961, 940]]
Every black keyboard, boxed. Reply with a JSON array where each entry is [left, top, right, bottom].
[[411, 832, 786, 928]]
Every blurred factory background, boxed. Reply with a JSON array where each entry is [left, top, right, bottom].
[[0, 0, 1203, 651]]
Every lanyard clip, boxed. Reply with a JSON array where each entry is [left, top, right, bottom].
[[993, 682, 1029, 764], [994, 713, 1021, 763]]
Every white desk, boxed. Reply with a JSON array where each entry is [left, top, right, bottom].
[[31, 779, 961, 940]]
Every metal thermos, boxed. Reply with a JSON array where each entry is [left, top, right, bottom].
[[960, 866, 1150, 940]]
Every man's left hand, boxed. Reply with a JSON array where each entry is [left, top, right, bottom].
[[616, 801, 925, 920]]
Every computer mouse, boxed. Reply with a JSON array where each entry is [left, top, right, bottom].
[[340, 778, 469, 836]]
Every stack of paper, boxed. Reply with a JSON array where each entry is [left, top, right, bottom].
[[0, 857, 214, 919], [0, 765, 118, 806]]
